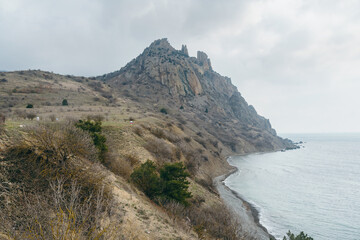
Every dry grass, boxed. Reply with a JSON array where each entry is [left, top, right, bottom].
[[0, 123, 118, 239]]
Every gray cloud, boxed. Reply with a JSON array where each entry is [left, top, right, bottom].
[[1, 0, 359, 133]]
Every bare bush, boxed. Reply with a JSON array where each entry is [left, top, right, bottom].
[[87, 114, 105, 122], [104, 151, 133, 179], [150, 127, 165, 139], [188, 204, 242, 240], [133, 125, 144, 136], [49, 114, 56, 122], [194, 136, 207, 149], [144, 136, 174, 163], [26, 112, 36, 120]]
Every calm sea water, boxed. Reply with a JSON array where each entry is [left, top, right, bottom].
[[224, 133, 360, 240]]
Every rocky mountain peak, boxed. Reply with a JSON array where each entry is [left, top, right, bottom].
[[197, 51, 212, 71], [148, 38, 175, 51]]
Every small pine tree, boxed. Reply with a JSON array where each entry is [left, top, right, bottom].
[[283, 231, 313, 240], [26, 104, 33, 108], [160, 162, 192, 206], [131, 161, 192, 205], [130, 160, 161, 198], [62, 99, 68, 106]]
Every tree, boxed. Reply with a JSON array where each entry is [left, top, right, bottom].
[[26, 104, 33, 108], [283, 231, 313, 240], [62, 99, 68, 106], [130, 160, 161, 198], [131, 161, 192, 206], [160, 162, 192, 206]]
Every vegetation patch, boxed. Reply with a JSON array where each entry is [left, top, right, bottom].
[[75, 119, 108, 161], [131, 160, 192, 206]]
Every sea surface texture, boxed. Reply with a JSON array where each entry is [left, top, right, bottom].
[[225, 133, 360, 240]]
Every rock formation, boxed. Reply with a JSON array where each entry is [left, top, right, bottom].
[[181, 44, 189, 57], [98, 39, 294, 153]]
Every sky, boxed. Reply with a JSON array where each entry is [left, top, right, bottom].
[[1, 0, 360, 133]]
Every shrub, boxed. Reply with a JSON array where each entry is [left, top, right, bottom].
[[131, 161, 192, 206], [26, 113, 36, 120], [86, 114, 105, 122], [133, 125, 143, 136], [283, 231, 313, 240], [62, 99, 68, 106], [187, 204, 241, 240], [75, 119, 107, 161], [160, 162, 192, 206], [26, 103, 33, 108], [144, 137, 173, 163], [150, 127, 165, 139], [130, 160, 161, 198], [160, 108, 168, 114], [49, 114, 56, 122]]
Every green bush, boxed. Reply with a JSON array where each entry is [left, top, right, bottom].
[[26, 103, 33, 108], [283, 231, 313, 240], [75, 119, 107, 161], [62, 99, 68, 106], [130, 160, 161, 198], [160, 162, 192, 206], [131, 161, 192, 205], [160, 108, 168, 114]]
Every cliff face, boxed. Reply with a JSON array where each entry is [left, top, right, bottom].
[[99, 38, 294, 154]]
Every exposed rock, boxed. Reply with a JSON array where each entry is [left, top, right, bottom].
[[181, 44, 189, 57], [197, 51, 212, 71]]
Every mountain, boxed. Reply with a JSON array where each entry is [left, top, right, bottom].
[[98, 38, 294, 154], [0, 39, 296, 240]]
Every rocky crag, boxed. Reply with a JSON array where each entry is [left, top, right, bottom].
[[99, 38, 294, 156]]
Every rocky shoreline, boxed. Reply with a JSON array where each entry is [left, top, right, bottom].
[[214, 156, 275, 240]]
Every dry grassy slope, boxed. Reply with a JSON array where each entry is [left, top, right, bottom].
[[0, 70, 246, 239]]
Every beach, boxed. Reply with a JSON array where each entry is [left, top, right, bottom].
[[214, 159, 273, 240]]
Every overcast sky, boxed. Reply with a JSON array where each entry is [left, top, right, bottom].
[[1, 0, 360, 133]]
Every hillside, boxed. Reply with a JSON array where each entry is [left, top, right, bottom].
[[0, 39, 295, 240]]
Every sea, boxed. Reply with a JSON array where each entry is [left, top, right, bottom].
[[224, 133, 360, 240]]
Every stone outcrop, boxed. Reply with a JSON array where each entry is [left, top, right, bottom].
[[197, 51, 212, 71], [181, 45, 189, 57]]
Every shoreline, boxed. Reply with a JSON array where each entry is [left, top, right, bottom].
[[214, 154, 276, 240]]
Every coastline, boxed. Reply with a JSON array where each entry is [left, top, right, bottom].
[[214, 154, 276, 240]]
